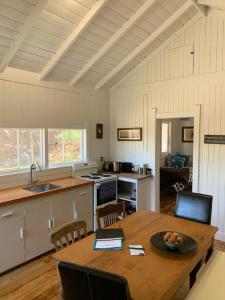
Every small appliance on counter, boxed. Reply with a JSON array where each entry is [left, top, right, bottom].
[[111, 162, 121, 173], [120, 162, 133, 173], [102, 161, 111, 172]]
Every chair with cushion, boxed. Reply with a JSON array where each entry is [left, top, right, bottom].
[[174, 191, 212, 225], [96, 202, 125, 229], [174, 191, 213, 288], [58, 261, 131, 300], [50, 220, 87, 251]]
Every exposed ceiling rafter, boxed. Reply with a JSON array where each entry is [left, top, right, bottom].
[[70, 0, 158, 86], [39, 0, 109, 80], [0, 0, 48, 73], [198, 0, 225, 10], [95, 0, 197, 90], [192, 0, 207, 16]]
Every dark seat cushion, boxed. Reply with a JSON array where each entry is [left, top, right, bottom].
[[174, 191, 212, 225]]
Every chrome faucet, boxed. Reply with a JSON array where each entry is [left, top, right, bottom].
[[30, 162, 41, 187]]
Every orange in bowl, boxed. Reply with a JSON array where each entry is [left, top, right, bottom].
[[163, 232, 183, 250]]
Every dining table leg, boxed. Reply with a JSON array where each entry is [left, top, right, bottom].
[[189, 237, 214, 289]]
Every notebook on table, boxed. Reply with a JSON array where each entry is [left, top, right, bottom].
[[95, 228, 125, 241]]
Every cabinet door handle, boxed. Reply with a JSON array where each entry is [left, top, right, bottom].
[[80, 191, 87, 196], [48, 219, 52, 229], [74, 211, 78, 220], [19, 228, 24, 240], [48, 219, 55, 229], [2, 212, 14, 218]]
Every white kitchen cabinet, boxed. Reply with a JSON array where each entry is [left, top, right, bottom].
[[0, 183, 93, 273], [73, 185, 93, 232], [51, 190, 74, 229], [0, 204, 25, 273], [24, 196, 52, 261]]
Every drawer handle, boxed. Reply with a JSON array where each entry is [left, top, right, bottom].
[[2, 212, 14, 218], [80, 192, 87, 196]]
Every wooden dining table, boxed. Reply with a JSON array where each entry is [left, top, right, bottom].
[[53, 210, 217, 300]]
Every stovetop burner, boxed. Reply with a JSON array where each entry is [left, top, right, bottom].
[[91, 173, 111, 177], [81, 175, 91, 178]]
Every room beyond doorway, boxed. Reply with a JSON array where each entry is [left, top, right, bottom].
[[159, 117, 194, 215]]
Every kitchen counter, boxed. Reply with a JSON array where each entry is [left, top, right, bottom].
[[0, 177, 93, 207]]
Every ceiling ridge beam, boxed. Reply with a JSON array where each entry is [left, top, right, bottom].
[[0, 0, 48, 73], [95, 0, 196, 90], [70, 0, 158, 86], [192, 0, 207, 16], [39, 0, 109, 80]]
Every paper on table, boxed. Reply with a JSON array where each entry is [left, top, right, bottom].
[[95, 239, 122, 249], [129, 245, 145, 256]]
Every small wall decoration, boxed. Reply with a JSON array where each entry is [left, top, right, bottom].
[[204, 135, 225, 144], [96, 124, 103, 139], [117, 127, 142, 141], [182, 127, 194, 143]]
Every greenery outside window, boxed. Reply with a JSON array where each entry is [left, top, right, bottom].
[[48, 129, 86, 167], [0, 128, 43, 174]]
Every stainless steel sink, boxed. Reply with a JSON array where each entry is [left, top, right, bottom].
[[23, 183, 62, 193]]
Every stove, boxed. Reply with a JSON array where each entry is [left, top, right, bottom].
[[80, 173, 117, 183], [73, 162, 118, 231]]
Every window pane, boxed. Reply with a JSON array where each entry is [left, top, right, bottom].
[[0, 129, 17, 171], [161, 123, 169, 153], [64, 129, 82, 162], [48, 129, 84, 166], [19, 129, 41, 168], [0, 128, 42, 173], [48, 129, 63, 165]]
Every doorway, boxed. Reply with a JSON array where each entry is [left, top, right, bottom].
[[159, 117, 194, 215], [153, 107, 201, 215]]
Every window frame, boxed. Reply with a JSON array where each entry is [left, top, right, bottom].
[[0, 126, 88, 176]]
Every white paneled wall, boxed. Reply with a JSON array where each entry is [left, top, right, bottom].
[[110, 9, 225, 241], [0, 68, 109, 188]]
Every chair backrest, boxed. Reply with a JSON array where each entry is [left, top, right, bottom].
[[96, 202, 125, 229], [174, 191, 213, 225], [58, 261, 131, 300], [50, 220, 87, 251]]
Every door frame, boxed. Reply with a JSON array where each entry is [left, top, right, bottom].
[[152, 105, 201, 212]]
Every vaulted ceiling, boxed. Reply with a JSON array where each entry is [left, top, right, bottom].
[[0, 0, 214, 90]]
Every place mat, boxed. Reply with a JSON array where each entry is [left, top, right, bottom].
[[151, 231, 197, 254]]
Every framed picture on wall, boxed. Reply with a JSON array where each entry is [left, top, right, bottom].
[[117, 127, 142, 141], [96, 124, 103, 139], [182, 127, 194, 143]]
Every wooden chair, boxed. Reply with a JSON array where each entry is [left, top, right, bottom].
[[50, 220, 87, 251], [96, 202, 125, 229]]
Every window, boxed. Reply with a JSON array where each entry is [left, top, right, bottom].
[[161, 122, 171, 153], [0, 129, 43, 174], [48, 129, 86, 166]]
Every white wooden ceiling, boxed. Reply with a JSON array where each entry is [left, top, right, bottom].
[[0, 0, 208, 89]]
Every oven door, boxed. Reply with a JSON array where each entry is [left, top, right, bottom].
[[96, 180, 117, 207]]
